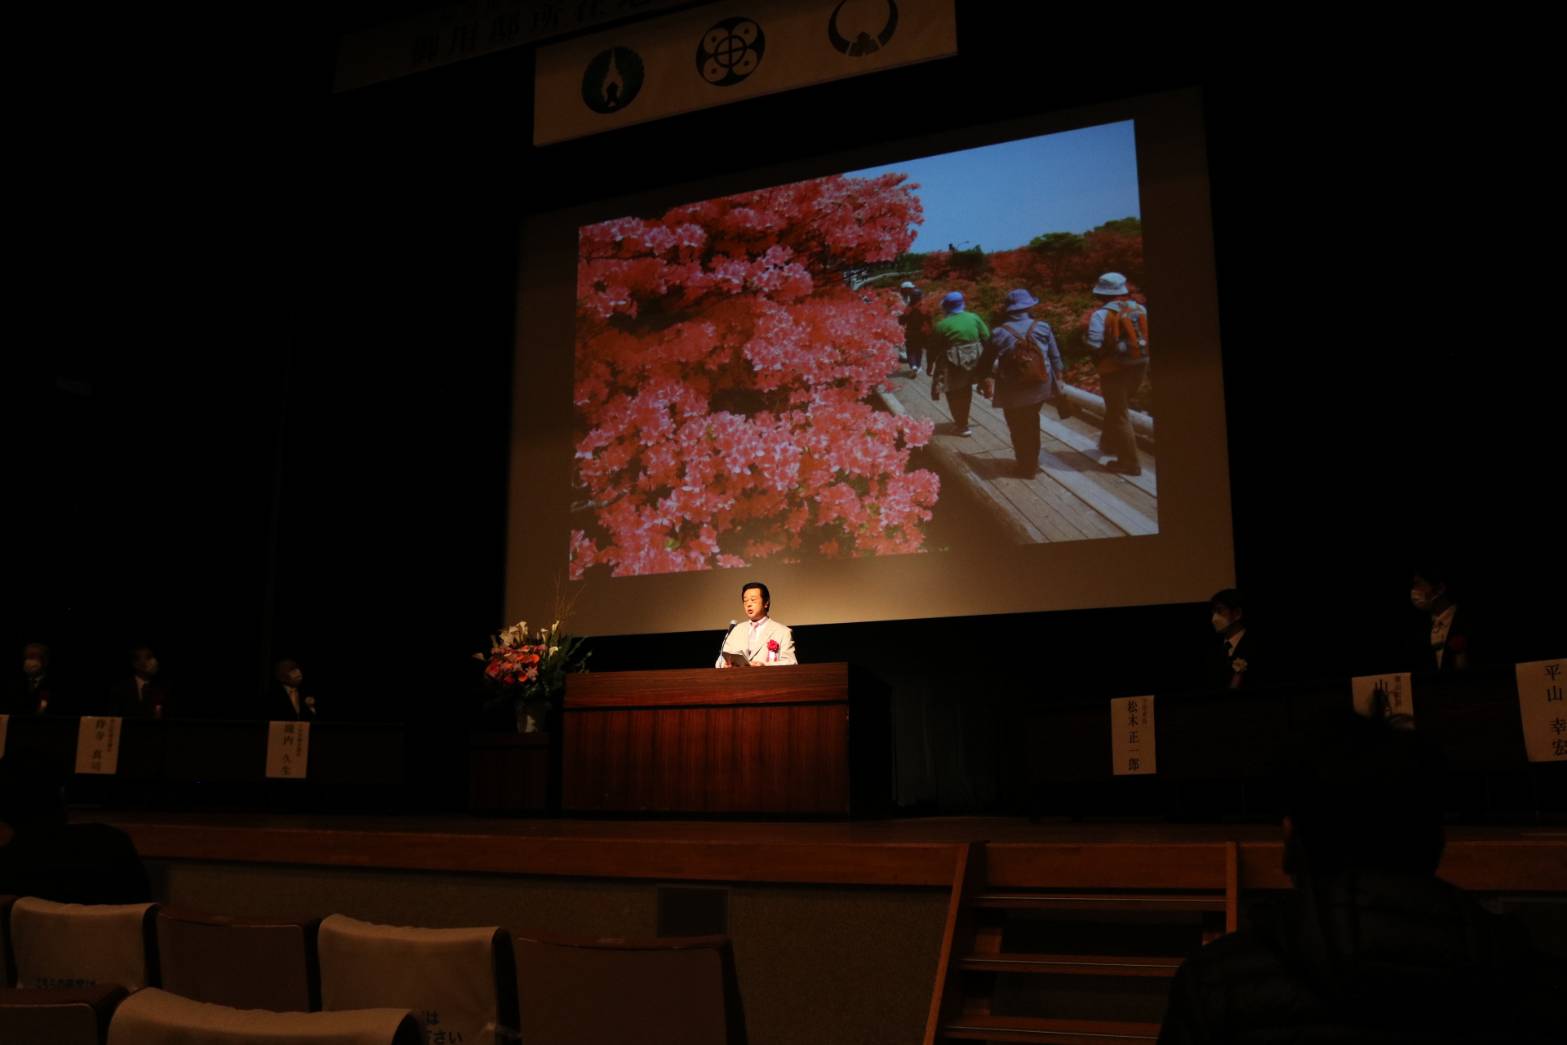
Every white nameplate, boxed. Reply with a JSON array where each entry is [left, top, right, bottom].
[[1351, 672, 1414, 722], [1515, 658, 1567, 763], [266, 721, 311, 779], [75, 716, 123, 775], [1110, 695, 1157, 776]]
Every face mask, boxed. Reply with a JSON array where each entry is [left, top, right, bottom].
[[23, 658, 43, 675], [287, 670, 303, 686], [1211, 613, 1231, 633]]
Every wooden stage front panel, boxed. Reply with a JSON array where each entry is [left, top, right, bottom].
[[95, 813, 1567, 894]]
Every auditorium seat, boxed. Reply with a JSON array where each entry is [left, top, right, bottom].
[[105, 987, 424, 1044], [9, 897, 160, 992], [513, 933, 747, 1045], [316, 914, 518, 1045], [155, 908, 320, 1012], [0, 985, 126, 1045]]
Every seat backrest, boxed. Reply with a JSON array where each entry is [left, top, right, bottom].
[[317, 914, 517, 1045], [106, 987, 425, 1045], [0, 985, 127, 1045], [513, 933, 746, 1045], [10, 897, 159, 991], [156, 908, 319, 1012]]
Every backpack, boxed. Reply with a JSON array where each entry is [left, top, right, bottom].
[[1104, 301, 1150, 361], [999, 320, 1049, 383], [945, 341, 983, 371]]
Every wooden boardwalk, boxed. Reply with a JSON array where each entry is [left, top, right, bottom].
[[879, 368, 1158, 544]]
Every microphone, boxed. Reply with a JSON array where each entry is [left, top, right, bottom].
[[716, 620, 738, 666]]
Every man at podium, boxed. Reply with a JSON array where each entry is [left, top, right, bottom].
[[715, 581, 797, 667]]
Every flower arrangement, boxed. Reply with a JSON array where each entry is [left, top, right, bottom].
[[475, 619, 589, 732]]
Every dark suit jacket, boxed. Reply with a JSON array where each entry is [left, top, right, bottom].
[[267, 685, 319, 722], [6, 674, 60, 716], [107, 677, 171, 719], [1210, 631, 1261, 690], [1413, 605, 1477, 674]]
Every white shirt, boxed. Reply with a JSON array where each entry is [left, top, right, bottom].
[[747, 616, 770, 657]]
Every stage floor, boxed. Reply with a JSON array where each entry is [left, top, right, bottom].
[[89, 812, 1567, 893]]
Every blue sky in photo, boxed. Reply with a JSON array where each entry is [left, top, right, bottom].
[[845, 119, 1141, 253]]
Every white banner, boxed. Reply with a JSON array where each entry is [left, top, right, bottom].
[[335, 0, 693, 93], [75, 716, 123, 776], [1515, 658, 1567, 763], [1351, 672, 1414, 722], [535, 0, 958, 144], [1110, 695, 1156, 776], [266, 721, 312, 780]]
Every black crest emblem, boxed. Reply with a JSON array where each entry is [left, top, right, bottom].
[[697, 17, 766, 87], [581, 47, 645, 114], [827, 0, 899, 57]]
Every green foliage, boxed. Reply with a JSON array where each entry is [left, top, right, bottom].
[[1028, 231, 1084, 255], [1092, 217, 1141, 235]]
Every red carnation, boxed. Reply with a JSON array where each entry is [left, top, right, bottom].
[[767, 639, 780, 652]]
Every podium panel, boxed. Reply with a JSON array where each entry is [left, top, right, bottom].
[[563, 663, 884, 815]]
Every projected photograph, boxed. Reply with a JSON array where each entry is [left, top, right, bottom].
[[571, 120, 1154, 579]]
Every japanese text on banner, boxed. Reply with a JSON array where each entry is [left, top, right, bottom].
[[266, 721, 312, 779], [1111, 695, 1157, 776], [75, 716, 123, 775], [1515, 659, 1567, 763]]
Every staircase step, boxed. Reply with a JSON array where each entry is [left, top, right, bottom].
[[975, 892, 1225, 912], [957, 952, 1182, 977], [940, 1014, 1162, 1042]]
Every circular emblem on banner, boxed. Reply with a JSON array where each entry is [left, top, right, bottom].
[[581, 47, 644, 114], [696, 17, 765, 87], [827, 0, 899, 57]]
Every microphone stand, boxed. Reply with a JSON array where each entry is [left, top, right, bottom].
[[716, 620, 738, 666]]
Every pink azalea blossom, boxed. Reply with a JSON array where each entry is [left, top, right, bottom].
[[572, 172, 940, 577]]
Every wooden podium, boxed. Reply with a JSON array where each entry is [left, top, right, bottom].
[[562, 663, 886, 815]]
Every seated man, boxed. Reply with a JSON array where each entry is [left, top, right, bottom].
[[1410, 565, 1475, 673], [1159, 715, 1549, 1044], [0, 744, 152, 904], [1208, 588, 1256, 690], [267, 657, 321, 721], [108, 644, 171, 719], [715, 581, 797, 667], [9, 641, 61, 715]]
